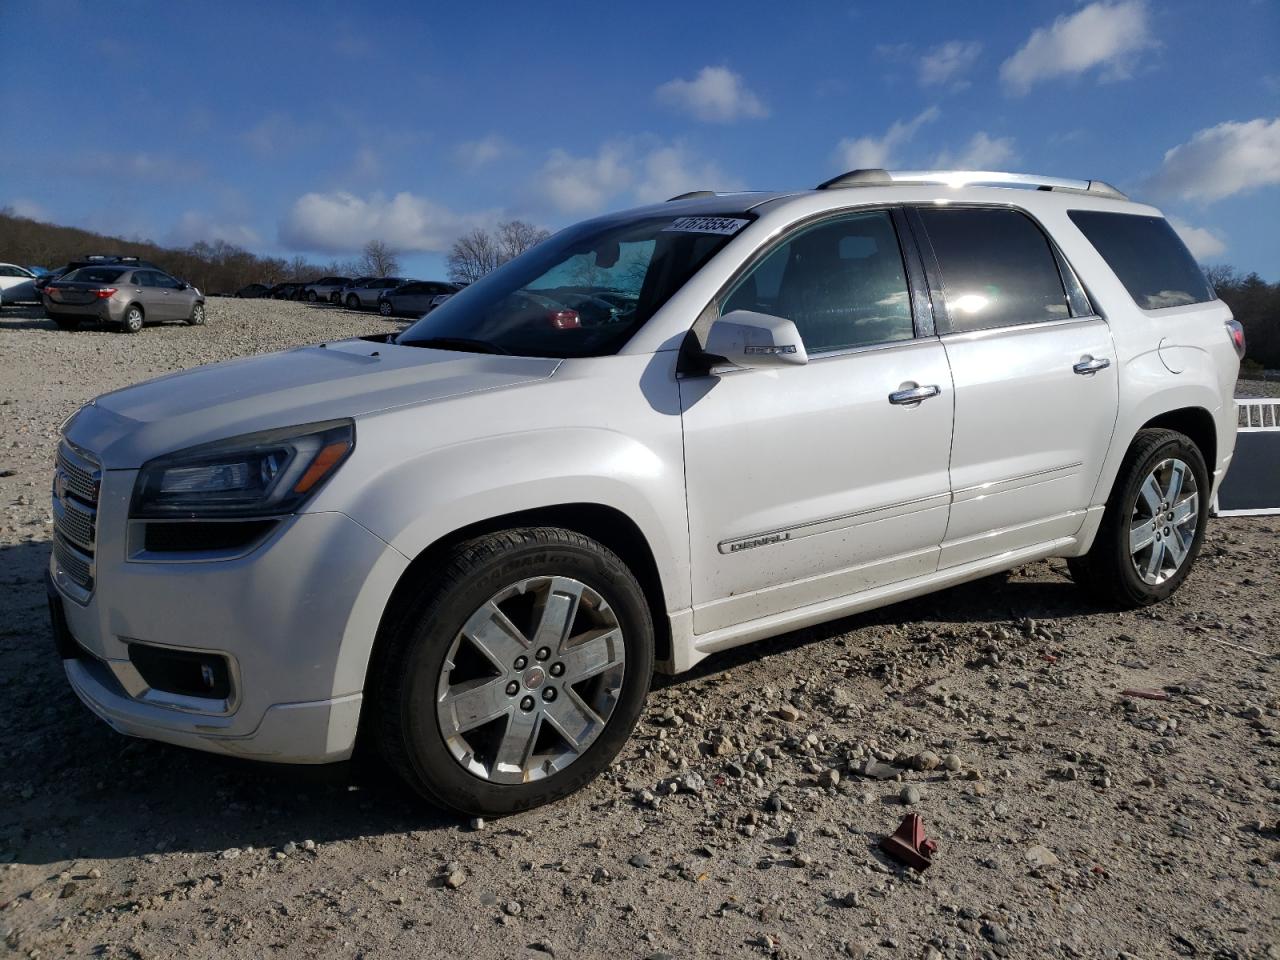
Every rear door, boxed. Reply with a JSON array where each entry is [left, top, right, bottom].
[[680, 208, 955, 634], [134, 271, 170, 319], [910, 205, 1119, 567]]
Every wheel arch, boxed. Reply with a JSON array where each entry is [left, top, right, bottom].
[[1138, 406, 1217, 472], [357, 502, 672, 743]]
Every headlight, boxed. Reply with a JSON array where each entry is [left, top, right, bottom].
[[130, 420, 354, 519]]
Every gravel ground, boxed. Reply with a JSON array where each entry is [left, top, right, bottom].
[[1, 300, 1277, 960]]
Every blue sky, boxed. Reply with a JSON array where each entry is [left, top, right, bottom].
[[2, 0, 1277, 279]]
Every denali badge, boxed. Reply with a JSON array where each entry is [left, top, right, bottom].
[[719, 531, 793, 554]]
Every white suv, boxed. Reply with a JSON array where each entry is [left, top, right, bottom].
[[49, 170, 1242, 815]]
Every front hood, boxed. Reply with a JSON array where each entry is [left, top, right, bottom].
[[65, 338, 560, 468]]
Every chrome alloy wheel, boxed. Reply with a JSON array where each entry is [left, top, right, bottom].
[[1129, 457, 1199, 586], [436, 576, 626, 784]]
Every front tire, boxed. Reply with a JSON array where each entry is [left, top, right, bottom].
[[345, 294, 360, 310], [373, 527, 654, 816], [187, 303, 206, 325], [1068, 428, 1209, 607], [121, 305, 144, 334], [307, 290, 318, 302]]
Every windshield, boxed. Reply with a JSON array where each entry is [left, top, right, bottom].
[[398, 212, 752, 357]]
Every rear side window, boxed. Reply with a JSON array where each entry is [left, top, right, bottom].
[[1068, 210, 1214, 310], [918, 207, 1070, 333]]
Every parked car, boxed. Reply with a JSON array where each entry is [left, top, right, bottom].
[[0, 263, 40, 304], [376, 280, 461, 317], [235, 283, 272, 298], [343, 276, 411, 310], [301, 276, 351, 303], [266, 282, 306, 300], [48, 168, 1241, 816], [44, 264, 204, 332], [35, 255, 164, 298]]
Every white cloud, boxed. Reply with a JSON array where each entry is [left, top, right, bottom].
[[1144, 116, 1280, 203], [655, 66, 768, 123], [933, 132, 1017, 169], [633, 145, 744, 204], [454, 134, 512, 170], [1000, 1, 1152, 95], [279, 191, 492, 254], [835, 107, 940, 170], [537, 143, 635, 214], [919, 41, 982, 87], [534, 139, 742, 214], [1167, 216, 1226, 260], [169, 211, 262, 249], [7, 198, 50, 221]]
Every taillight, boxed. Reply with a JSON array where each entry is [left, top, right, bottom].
[[548, 309, 580, 330], [94, 288, 117, 299], [1225, 319, 1245, 358]]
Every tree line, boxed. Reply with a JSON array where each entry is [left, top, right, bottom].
[[1206, 266, 1280, 373], [0, 209, 403, 294]]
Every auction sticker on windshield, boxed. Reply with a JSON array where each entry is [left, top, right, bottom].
[[663, 217, 751, 236]]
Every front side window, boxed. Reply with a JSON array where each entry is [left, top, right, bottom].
[[1067, 210, 1214, 310], [721, 210, 914, 353], [918, 207, 1070, 333], [399, 212, 750, 358]]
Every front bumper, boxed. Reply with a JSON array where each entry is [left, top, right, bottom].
[[49, 490, 409, 763]]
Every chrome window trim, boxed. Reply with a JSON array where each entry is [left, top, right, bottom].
[[938, 313, 1106, 342]]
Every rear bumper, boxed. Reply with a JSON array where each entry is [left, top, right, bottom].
[[44, 298, 127, 322]]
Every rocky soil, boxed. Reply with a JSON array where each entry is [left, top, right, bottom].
[[0, 300, 1277, 960]]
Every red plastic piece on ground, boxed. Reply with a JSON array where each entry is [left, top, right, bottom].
[[880, 813, 938, 871]]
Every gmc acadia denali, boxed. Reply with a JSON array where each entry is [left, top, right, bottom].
[[48, 169, 1243, 814]]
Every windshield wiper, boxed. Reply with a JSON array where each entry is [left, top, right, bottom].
[[400, 336, 510, 355]]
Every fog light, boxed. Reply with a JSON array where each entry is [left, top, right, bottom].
[[128, 643, 232, 701]]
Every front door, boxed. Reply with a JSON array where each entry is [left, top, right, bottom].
[[910, 205, 1120, 567], [680, 209, 955, 635]]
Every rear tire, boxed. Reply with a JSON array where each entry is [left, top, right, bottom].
[[379, 299, 393, 317], [121, 305, 144, 334], [307, 290, 318, 302], [345, 294, 360, 310], [372, 527, 654, 816], [1068, 428, 1209, 607]]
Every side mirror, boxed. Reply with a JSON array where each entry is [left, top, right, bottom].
[[702, 310, 808, 369]]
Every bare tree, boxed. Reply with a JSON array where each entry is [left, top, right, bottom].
[[496, 220, 551, 262], [446, 220, 550, 284], [446, 228, 502, 284], [360, 240, 400, 278]]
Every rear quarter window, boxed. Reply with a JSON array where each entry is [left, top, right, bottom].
[[1068, 210, 1214, 310]]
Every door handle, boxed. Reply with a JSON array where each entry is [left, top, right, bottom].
[[888, 384, 941, 406], [1073, 356, 1111, 375]]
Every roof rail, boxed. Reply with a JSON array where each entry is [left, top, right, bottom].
[[815, 169, 1128, 200], [667, 190, 717, 201]]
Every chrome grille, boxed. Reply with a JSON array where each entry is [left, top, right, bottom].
[[52, 441, 101, 595]]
